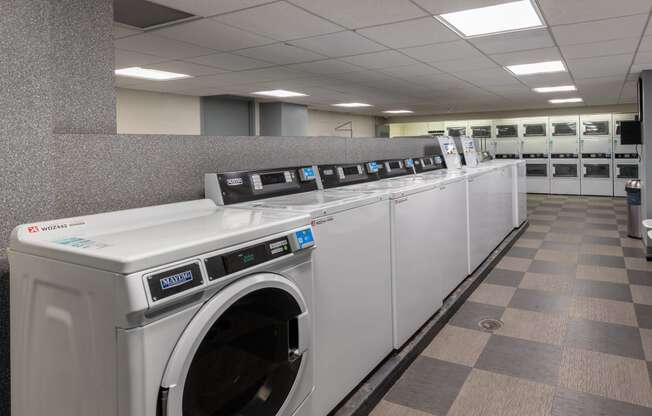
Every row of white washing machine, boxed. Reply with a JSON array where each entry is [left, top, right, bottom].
[[9, 147, 526, 416]]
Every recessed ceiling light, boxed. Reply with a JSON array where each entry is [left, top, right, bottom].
[[549, 98, 583, 104], [383, 110, 414, 114], [332, 103, 373, 108], [114, 67, 191, 81], [505, 60, 566, 76], [252, 89, 308, 98], [533, 85, 577, 93], [436, 0, 544, 38]]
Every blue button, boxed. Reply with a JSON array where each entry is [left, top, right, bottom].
[[368, 162, 379, 173], [295, 229, 314, 248], [302, 167, 316, 179], [405, 159, 414, 168]]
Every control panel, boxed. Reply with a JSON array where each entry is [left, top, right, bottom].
[[319, 163, 379, 188], [437, 136, 463, 170], [210, 166, 319, 205], [377, 159, 415, 179], [413, 155, 446, 173], [144, 227, 315, 305]]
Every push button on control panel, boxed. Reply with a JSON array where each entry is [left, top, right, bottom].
[[299, 167, 317, 181]]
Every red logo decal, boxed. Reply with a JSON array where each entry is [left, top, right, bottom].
[[27, 226, 40, 233]]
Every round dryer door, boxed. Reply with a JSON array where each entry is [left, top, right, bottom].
[[160, 273, 311, 416]]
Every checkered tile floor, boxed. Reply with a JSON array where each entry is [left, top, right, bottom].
[[371, 194, 652, 416]]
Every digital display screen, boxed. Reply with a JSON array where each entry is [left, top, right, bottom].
[[301, 167, 316, 180], [294, 229, 314, 249], [260, 172, 288, 185], [343, 166, 360, 176], [223, 243, 268, 274], [366, 162, 379, 173], [405, 159, 414, 168], [423, 158, 432, 166], [388, 161, 402, 169], [434, 156, 443, 164]]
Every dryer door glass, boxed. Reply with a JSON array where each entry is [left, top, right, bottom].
[[526, 163, 547, 177], [584, 164, 609, 178], [617, 164, 639, 178], [553, 164, 577, 177], [182, 288, 303, 416]]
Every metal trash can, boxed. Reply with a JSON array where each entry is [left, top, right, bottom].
[[626, 179, 642, 239]]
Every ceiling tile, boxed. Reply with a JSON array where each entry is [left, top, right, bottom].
[[551, 14, 648, 46], [400, 40, 482, 62], [185, 53, 271, 71], [340, 51, 419, 69], [114, 33, 216, 59], [146, 60, 228, 76], [429, 56, 498, 72], [517, 72, 574, 87], [566, 54, 633, 79], [213, 2, 341, 41], [455, 67, 522, 86], [288, 31, 386, 57], [153, 18, 274, 51], [286, 59, 364, 74], [632, 51, 652, 72], [377, 63, 443, 78], [204, 67, 308, 86], [470, 29, 554, 54], [560, 38, 639, 59], [235, 43, 326, 64], [538, 0, 652, 25], [113, 24, 140, 39], [148, 0, 274, 17], [287, 0, 426, 29], [490, 47, 562, 66], [638, 36, 652, 52], [411, 0, 508, 14], [357, 17, 459, 49], [114, 49, 168, 68]]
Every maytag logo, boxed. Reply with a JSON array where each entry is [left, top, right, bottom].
[[226, 178, 244, 186]]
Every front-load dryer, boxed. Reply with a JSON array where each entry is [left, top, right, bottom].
[[9, 199, 316, 416], [205, 165, 393, 416]]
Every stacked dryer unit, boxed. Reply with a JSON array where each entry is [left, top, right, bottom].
[[580, 114, 613, 196], [613, 113, 640, 197], [492, 119, 521, 160], [469, 120, 493, 154], [445, 120, 469, 139], [521, 117, 550, 194], [549, 115, 581, 195]]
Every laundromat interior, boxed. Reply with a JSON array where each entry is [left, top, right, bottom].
[[5, 1, 652, 415]]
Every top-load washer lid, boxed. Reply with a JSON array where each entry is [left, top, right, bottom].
[[10, 199, 311, 274], [237, 189, 387, 218], [334, 177, 436, 199]]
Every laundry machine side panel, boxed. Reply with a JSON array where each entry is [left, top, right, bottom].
[[9, 252, 117, 416]]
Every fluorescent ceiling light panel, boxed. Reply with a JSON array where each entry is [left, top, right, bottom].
[[332, 103, 373, 108], [437, 0, 544, 38], [383, 110, 414, 114], [114, 67, 191, 80], [505, 60, 566, 76], [533, 85, 577, 93], [252, 89, 308, 98], [549, 98, 583, 104]]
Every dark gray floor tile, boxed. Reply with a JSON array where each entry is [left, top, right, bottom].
[[522, 231, 547, 240], [385, 356, 470, 415], [564, 319, 645, 360], [623, 247, 646, 258], [475, 335, 562, 385], [551, 388, 652, 416], [578, 254, 626, 268], [628, 270, 652, 286], [585, 223, 619, 230], [449, 301, 506, 332], [582, 236, 622, 246], [635, 304, 652, 329], [529, 259, 577, 276], [506, 246, 538, 259], [573, 279, 633, 302], [541, 241, 581, 252], [550, 227, 583, 235], [508, 288, 570, 314], [563, 207, 588, 213], [484, 268, 525, 287], [586, 213, 615, 219]]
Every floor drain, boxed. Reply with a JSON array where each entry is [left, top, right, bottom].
[[478, 318, 503, 331]]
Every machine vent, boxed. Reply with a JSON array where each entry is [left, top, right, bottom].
[[114, 0, 195, 29]]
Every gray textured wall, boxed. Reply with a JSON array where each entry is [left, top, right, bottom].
[[260, 102, 309, 136], [201, 96, 255, 136]]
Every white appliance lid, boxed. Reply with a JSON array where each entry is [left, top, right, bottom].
[[10, 199, 311, 274]]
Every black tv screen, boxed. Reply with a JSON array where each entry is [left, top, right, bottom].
[[621, 120, 642, 144]]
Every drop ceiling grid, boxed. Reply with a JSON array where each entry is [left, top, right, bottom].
[[114, 0, 652, 114]]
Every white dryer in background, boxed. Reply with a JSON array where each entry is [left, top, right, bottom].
[[469, 120, 493, 154], [521, 117, 550, 194], [10, 200, 316, 416], [328, 162, 463, 349], [580, 114, 613, 196], [613, 113, 640, 197], [549, 115, 581, 195], [206, 165, 393, 416], [445, 120, 469, 139], [492, 118, 521, 160]]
